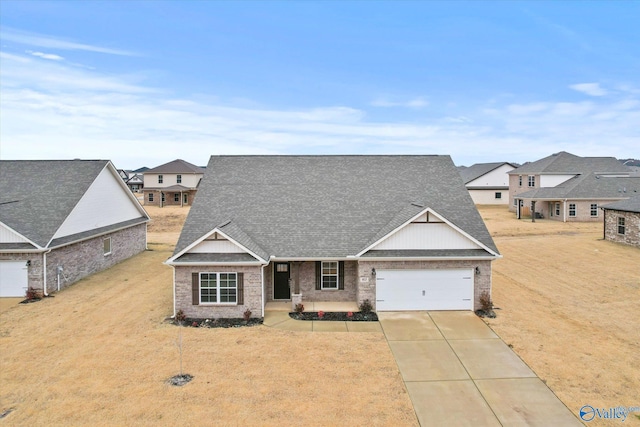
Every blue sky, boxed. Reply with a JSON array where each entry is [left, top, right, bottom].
[[1, 1, 638, 169]]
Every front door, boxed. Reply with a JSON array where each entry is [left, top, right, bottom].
[[273, 262, 290, 300]]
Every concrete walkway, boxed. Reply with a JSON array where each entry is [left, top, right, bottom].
[[263, 310, 382, 332], [378, 311, 582, 426]]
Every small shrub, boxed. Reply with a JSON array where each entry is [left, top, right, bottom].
[[25, 287, 42, 300], [243, 309, 252, 321], [175, 309, 186, 323], [347, 311, 354, 318], [294, 303, 305, 313], [479, 291, 493, 311], [359, 299, 373, 313], [317, 310, 324, 319]]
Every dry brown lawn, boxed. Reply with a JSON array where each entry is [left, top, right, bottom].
[[0, 206, 418, 426], [2, 204, 639, 425], [479, 205, 640, 426]]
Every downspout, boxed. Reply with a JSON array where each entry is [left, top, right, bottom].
[[172, 266, 176, 317], [42, 249, 52, 296]]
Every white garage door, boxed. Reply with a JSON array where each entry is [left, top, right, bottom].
[[0, 261, 29, 297], [376, 269, 473, 311]]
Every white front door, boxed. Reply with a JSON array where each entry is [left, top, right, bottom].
[[0, 261, 29, 297], [376, 269, 473, 311]]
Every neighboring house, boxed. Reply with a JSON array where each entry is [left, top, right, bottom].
[[166, 155, 501, 319], [601, 196, 640, 247], [508, 152, 635, 221], [142, 159, 204, 207], [458, 162, 517, 205], [125, 172, 144, 192], [0, 160, 150, 298]]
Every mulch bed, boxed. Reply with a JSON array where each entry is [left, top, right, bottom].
[[175, 318, 263, 328], [475, 309, 497, 318], [167, 374, 193, 386], [289, 311, 378, 321]]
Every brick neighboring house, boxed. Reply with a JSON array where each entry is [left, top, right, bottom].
[[0, 160, 149, 298], [142, 159, 204, 207], [602, 196, 640, 247], [508, 152, 635, 221], [166, 155, 501, 319], [458, 162, 517, 205]]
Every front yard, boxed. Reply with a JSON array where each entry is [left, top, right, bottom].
[[0, 208, 417, 426], [480, 205, 640, 426], [1, 205, 638, 425]]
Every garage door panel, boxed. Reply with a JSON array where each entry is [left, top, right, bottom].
[[376, 269, 473, 311], [0, 261, 29, 297]]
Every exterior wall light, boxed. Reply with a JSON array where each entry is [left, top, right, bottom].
[[475, 267, 480, 275], [371, 268, 376, 276]]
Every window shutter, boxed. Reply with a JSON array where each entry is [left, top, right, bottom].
[[192, 273, 199, 305], [315, 261, 321, 290], [237, 273, 244, 305], [338, 261, 345, 290]]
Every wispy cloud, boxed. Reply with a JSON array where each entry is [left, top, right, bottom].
[[1, 48, 638, 168], [1, 27, 136, 56], [371, 97, 428, 108], [570, 83, 608, 97], [27, 50, 64, 61]]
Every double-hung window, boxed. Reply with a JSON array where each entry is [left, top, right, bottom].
[[158, 175, 163, 184], [518, 175, 522, 187], [174, 193, 180, 202], [200, 272, 237, 304], [618, 217, 626, 235], [148, 193, 154, 202], [590, 204, 598, 217], [528, 175, 535, 187], [569, 203, 576, 217], [555, 203, 560, 217], [177, 174, 182, 184], [321, 262, 338, 289]]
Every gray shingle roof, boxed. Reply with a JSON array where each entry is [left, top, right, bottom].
[[145, 159, 204, 174], [517, 174, 640, 200], [601, 195, 640, 213], [0, 160, 147, 248], [510, 152, 631, 175], [174, 155, 499, 259], [459, 162, 516, 184]]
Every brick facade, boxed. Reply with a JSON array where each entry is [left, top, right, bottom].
[[604, 209, 640, 247], [174, 265, 263, 319], [142, 190, 194, 207], [509, 174, 538, 212], [0, 224, 147, 296], [174, 258, 494, 317]]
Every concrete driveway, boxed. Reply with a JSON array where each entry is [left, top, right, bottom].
[[378, 311, 582, 426]]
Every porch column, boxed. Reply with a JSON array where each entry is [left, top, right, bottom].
[[292, 261, 302, 294], [531, 200, 536, 222]]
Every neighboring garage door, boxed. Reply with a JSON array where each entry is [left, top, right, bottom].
[[0, 261, 28, 297], [376, 269, 473, 311]]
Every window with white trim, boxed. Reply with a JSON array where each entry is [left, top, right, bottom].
[[103, 237, 111, 256], [528, 175, 535, 187], [617, 217, 625, 235], [569, 203, 576, 217], [518, 175, 522, 187], [495, 192, 502, 199], [200, 272, 237, 304], [174, 193, 180, 202], [158, 174, 163, 184], [148, 193, 154, 202], [555, 203, 560, 217], [321, 261, 338, 289], [590, 203, 598, 217], [177, 174, 182, 183]]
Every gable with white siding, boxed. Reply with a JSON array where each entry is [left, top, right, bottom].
[[52, 165, 145, 240]]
